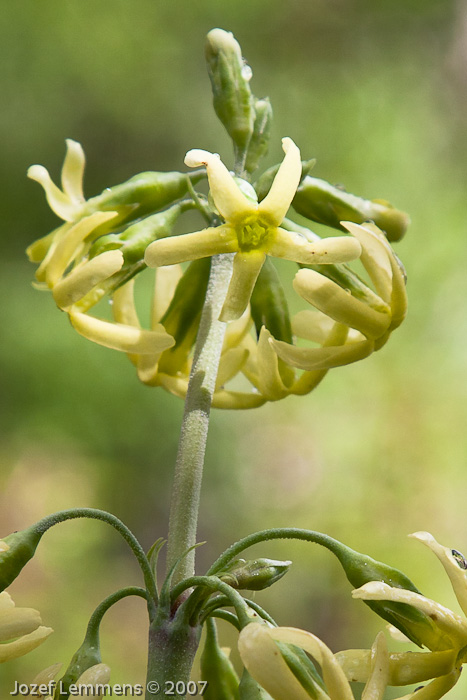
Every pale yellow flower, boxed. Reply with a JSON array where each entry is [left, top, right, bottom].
[[353, 532, 467, 654], [0, 591, 53, 663], [238, 623, 460, 700], [28, 139, 86, 222], [144, 138, 361, 322]]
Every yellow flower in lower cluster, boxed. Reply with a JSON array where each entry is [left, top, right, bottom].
[[238, 623, 461, 700], [145, 138, 361, 322], [0, 592, 53, 663], [353, 532, 467, 655]]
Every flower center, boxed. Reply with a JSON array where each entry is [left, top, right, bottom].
[[236, 218, 272, 252]]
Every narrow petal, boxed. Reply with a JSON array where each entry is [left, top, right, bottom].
[[52, 250, 124, 309], [0, 608, 42, 642], [361, 633, 389, 700], [144, 226, 237, 267], [220, 251, 265, 322], [259, 138, 302, 226], [292, 310, 364, 344], [238, 623, 314, 700], [337, 648, 455, 687], [112, 279, 142, 366], [216, 348, 249, 389], [352, 582, 467, 648], [61, 139, 85, 204], [395, 669, 461, 700], [45, 211, 118, 286], [69, 311, 175, 354], [255, 328, 289, 400], [272, 337, 374, 371], [156, 373, 189, 398], [28, 165, 77, 221], [0, 625, 53, 663], [294, 269, 391, 339], [410, 532, 467, 617], [26, 226, 64, 264], [185, 149, 255, 221], [341, 222, 393, 303], [289, 321, 348, 394], [388, 250, 408, 330], [152, 265, 183, 324], [212, 390, 266, 410], [270, 627, 354, 700], [270, 228, 362, 265]]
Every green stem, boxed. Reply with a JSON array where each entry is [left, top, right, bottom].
[[36, 509, 158, 614], [165, 253, 234, 585]]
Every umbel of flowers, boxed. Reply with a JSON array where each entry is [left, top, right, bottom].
[[27, 32, 408, 410]]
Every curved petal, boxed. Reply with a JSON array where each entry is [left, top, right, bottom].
[[184, 149, 255, 221], [269, 228, 362, 265], [238, 623, 315, 700], [294, 269, 391, 339], [61, 139, 85, 204], [361, 633, 389, 700], [409, 532, 467, 618], [216, 347, 249, 390], [259, 138, 302, 226], [0, 608, 42, 642], [270, 627, 354, 700], [45, 211, 118, 286], [144, 226, 237, 267], [28, 165, 77, 222], [352, 582, 467, 648], [76, 663, 111, 686], [212, 390, 266, 410], [255, 327, 290, 400], [0, 625, 53, 663], [220, 251, 265, 322], [341, 222, 392, 303], [395, 668, 461, 700], [52, 250, 124, 309], [336, 648, 456, 687], [272, 337, 374, 371], [152, 265, 183, 324], [69, 311, 175, 354], [0, 592, 15, 613]]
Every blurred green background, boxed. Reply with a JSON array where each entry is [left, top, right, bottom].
[[2, 0, 467, 697]]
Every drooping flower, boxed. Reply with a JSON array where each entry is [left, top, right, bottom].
[[238, 622, 461, 700], [144, 138, 361, 322], [0, 591, 53, 663], [353, 532, 467, 656]]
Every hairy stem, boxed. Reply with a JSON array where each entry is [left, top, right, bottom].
[[166, 253, 234, 585]]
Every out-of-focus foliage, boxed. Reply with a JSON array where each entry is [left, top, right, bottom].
[[1, 0, 467, 697]]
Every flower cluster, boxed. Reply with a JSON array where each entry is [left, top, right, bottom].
[[27, 138, 407, 408]]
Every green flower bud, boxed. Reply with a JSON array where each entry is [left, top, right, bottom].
[[292, 176, 410, 242], [158, 258, 211, 375], [250, 258, 294, 387], [327, 539, 445, 650], [205, 29, 255, 154], [56, 635, 101, 699], [244, 98, 273, 174], [219, 558, 291, 591], [0, 526, 42, 592], [89, 203, 186, 266], [83, 171, 195, 231], [201, 619, 240, 700]]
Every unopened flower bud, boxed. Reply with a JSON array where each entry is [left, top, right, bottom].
[[219, 558, 291, 591], [0, 526, 43, 592], [201, 619, 240, 700], [205, 29, 255, 154], [293, 176, 410, 242], [244, 98, 273, 174]]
